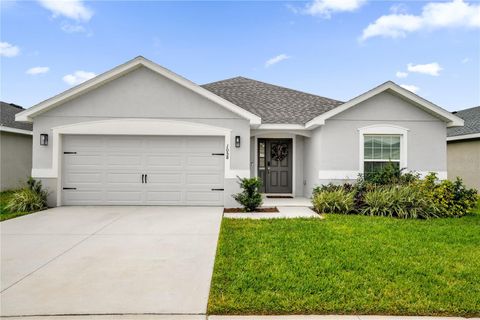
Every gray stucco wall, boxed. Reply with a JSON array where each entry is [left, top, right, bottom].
[[447, 139, 480, 191], [0, 132, 32, 191], [31, 66, 250, 207], [303, 91, 448, 197]]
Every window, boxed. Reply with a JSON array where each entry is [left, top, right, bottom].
[[363, 135, 400, 174], [258, 140, 266, 169]]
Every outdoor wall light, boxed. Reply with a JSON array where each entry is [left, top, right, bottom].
[[235, 136, 241, 148], [40, 134, 48, 146]]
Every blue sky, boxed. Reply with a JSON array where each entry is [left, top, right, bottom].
[[1, 0, 479, 111]]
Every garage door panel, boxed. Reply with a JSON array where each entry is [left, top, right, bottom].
[[145, 191, 183, 203], [62, 135, 224, 206], [106, 191, 143, 202], [65, 172, 103, 184], [186, 191, 223, 203], [186, 173, 222, 185], [64, 154, 103, 167], [186, 137, 224, 151], [63, 190, 103, 204], [106, 155, 142, 166], [146, 173, 184, 184], [106, 172, 143, 184], [145, 155, 184, 168]]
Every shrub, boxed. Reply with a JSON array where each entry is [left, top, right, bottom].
[[233, 177, 263, 212], [6, 178, 48, 213], [312, 189, 354, 214], [363, 163, 420, 186], [419, 173, 478, 217], [361, 185, 436, 219]]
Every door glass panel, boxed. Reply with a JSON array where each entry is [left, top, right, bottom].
[[259, 141, 265, 169]]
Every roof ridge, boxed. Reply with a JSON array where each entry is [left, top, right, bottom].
[[203, 76, 343, 103], [452, 105, 480, 113]]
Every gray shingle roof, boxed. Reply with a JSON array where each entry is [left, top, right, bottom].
[[447, 106, 480, 137], [0, 102, 33, 131], [201, 77, 343, 124]]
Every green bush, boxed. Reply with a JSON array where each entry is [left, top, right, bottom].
[[233, 177, 263, 212], [363, 162, 420, 186], [312, 189, 354, 214], [361, 185, 436, 219], [419, 173, 477, 217], [6, 178, 48, 213], [311, 172, 478, 219]]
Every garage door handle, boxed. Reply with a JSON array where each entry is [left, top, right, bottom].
[[141, 174, 144, 184], [145, 174, 148, 184], [211, 153, 225, 156], [211, 188, 224, 191], [63, 187, 76, 190]]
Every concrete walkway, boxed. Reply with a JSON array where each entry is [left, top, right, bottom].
[[0, 206, 223, 317]]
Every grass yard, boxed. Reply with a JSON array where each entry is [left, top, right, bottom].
[[0, 190, 32, 221], [208, 205, 480, 316]]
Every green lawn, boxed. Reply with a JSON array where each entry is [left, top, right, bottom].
[[208, 207, 480, 316], [0, 190, 32, 221]]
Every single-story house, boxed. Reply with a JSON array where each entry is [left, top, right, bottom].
[[1, 102, 33, 191], [447, 106, 480, 190], [15, 56, 463, 207]]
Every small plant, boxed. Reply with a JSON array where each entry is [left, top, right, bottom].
[[312, 189, 354, 214], [6, 178, 48, 213], [233, 176, 263, 212]]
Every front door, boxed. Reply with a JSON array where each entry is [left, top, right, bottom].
[[258, 139, 292, 194]]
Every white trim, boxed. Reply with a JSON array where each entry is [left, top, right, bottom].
[[358, 124, 408, 175], [251, 129, 312, 138], [257, 124, 306, 130], [0, 126, 33, 135], [318, 170, 359, 180], [15, 56, 261, 125], [305, 81, 464, 129], [31, 168, 57, 178], [447, 133, 480, 141], [253, 133, 296, 196]]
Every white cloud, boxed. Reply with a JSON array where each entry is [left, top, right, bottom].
[[38, 0, 93, 22], [63, 70, 96, 85], [26, 66, 50, 75], [360, 0, 480, 41], [400, 84, 420, 93], [294, 0, 366, 18], [0, 42, 20, 57], [407, 62, 443, 76], [396, 71, 408, 78], [265, 54, 290, 67], [61, 23, 86, 33], [462, 57, 470, 63]]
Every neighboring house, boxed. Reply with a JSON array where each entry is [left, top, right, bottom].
[[447, 106, 480, 190], [15, 57, 463, 207], [0, 102, 33, 191]]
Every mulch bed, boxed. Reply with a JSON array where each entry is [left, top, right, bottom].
[[224, 207, 279, 213], [266, 195, 293, 199]]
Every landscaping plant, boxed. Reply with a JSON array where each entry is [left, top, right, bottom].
[[312, 188, 354, 214], [232, 176, 263, 212], [6, 178, 48, 213], [311, 166, 478, 219]]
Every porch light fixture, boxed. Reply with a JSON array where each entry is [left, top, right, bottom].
[[40, 134, 48, 146], [235, 136, 241, 148]]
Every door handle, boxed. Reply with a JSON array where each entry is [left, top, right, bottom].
[[142, 174, 144, 184], [145, 174, 147, 184]]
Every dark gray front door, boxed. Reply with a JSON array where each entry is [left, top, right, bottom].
[[258, 139, 292, 194]]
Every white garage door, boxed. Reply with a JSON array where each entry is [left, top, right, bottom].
[[62, 135, 225, 206]]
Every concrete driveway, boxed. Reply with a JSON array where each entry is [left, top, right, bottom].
[[0, 206, 223, 317]]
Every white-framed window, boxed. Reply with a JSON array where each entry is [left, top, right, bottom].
[[358, 125, 408, 175], [363, 135, 400, 175]]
